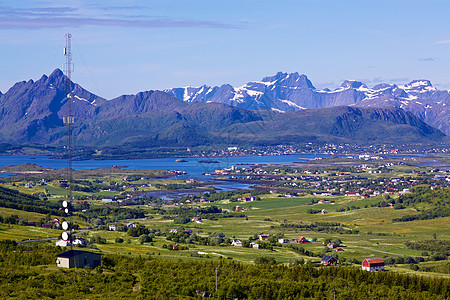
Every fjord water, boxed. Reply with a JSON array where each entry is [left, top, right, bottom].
[[0, 154, 328, 180]]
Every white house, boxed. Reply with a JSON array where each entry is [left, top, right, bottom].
[[191, 217, 203, 223], [73, 238, 87, 247], [55, 239, 71, 247], [249, 242, 259, 249], [231, 239, 242, 247]]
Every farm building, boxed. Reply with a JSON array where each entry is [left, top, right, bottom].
[[231, 239, 242, 247], [362, 258, 385, 271], [55, 240, 71, 247], [73, 238, 87, 247], [56, 250, 101, 269], [234, 206, 244, 212], [249, 242, 259, 249], [258, 233, 269, 241], [320, 255, 337, 266], [298, 236, 310, 244]]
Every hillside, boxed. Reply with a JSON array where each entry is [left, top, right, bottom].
[[220, 106, 445, 145]]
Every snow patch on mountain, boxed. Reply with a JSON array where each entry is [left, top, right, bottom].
[[74, 95, 98, 106]]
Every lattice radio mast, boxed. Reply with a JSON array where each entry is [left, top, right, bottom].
[[62, 33, 74, 249]]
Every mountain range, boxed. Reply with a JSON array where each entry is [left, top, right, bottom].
[[0, 69, 446, 151], [164, 72, 450, 135]]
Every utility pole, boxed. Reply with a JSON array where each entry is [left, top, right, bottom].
[[215, 265, 219, 293]]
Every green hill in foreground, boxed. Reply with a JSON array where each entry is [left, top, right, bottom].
[[0, 241, 448, 299]]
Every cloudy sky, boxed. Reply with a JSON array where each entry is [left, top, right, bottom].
[[1, 0, 449, 99]]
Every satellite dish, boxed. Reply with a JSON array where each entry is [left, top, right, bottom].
[[64, 208, 70, 214], [62, 221, 70, 231], [62, 200, 69, 208], [62, 231, 70, 241]]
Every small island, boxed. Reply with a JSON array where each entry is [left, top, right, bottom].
[[198, 160, 219, 164]]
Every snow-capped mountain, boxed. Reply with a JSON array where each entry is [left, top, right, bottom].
[[0, 69, 446, 148], [164, 72, 450, 134]]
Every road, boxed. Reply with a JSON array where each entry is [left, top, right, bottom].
[[16, 229, 89, 244]]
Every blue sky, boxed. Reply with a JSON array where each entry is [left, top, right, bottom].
[[1, 0, 450, 99]]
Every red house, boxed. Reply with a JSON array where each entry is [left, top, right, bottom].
[[298, 236, 310, 244], [172, 244, 182, 250], [362, 258, 385, 271], [234, 206, 244, 212]]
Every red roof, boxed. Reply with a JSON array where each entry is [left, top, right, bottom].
[[362, 258, 384, 267]]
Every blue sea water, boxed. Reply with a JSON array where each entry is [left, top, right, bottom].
[[0, 154, 328, 198], [0, 154, 328, 180]]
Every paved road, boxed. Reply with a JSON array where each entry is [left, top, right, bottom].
[[16, 229, 89, 244], [17, 237, 58, 243]]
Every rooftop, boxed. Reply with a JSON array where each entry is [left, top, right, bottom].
[[56, 250, 101, 258]]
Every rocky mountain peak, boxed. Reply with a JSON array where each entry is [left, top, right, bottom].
[[372, 83, 396, 90], [401, 80, 434, 92], [262, 72, 315, 89], [340, 80, 366, 89]]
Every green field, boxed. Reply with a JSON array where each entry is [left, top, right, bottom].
[[0, 162, 449, 280]]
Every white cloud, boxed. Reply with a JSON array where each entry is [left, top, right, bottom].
[[433, 39, 450, 45], [418, 57, 434, 62], [0, 5, 244, 29]]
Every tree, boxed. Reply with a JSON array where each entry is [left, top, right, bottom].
[[91, 235, 106, 244], [18, 219, 28, 226], [127, 225, 149, 237], [173, 217, 190, 224], [139, 234, 152, 244], [254, 256, 276, 265], [331, 239, 342, 247]]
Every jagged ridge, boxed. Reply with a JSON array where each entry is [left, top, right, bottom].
[[164, 72, 450, 135]]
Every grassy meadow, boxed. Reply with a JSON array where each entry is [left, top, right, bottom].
[[0, 162, 449, 279]]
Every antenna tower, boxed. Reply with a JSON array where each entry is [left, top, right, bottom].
[[62, 33, 74, 249]]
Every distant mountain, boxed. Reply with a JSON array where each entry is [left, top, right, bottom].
[[75, 102, 264, 147], [0, 69, 105, 144], [164, 72, 450, 135], [221, 106, 445, 145], [0, 70, 264, 147], [0, 70, 446, 151]]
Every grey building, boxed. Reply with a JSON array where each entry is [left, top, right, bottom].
[[56, 250, 101, 269]]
